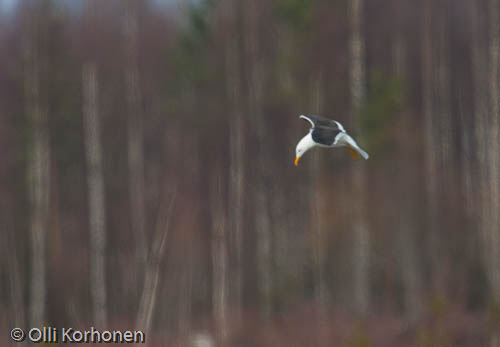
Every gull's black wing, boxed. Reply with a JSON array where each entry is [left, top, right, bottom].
[[299, 114, 345, 132]]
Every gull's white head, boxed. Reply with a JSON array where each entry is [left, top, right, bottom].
[[295, 132, 315, 166]]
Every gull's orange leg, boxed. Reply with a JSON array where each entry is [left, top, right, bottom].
[[347, 146, 359, 160]]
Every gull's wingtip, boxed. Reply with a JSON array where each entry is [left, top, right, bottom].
[[299, 115, 314, 128]]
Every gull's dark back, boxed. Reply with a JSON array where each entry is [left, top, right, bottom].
[[311, 127, 342, 146]]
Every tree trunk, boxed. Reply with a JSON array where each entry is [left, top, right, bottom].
[[5, 227, 25, 328], [392, 21, 422, 323], [136, 188, 176, 341], [349, 0, 370, 316], [82, 62, 107, 327], [471, 0, 492, 314], [24, 12, 50, 328], [254, 122, 273, 319], [459, 86, 474, 214], [211, 168, 228, 343], [225, 0, 244, 321], [177, 257, 193, 345], [436, 17, 452, 169], [309, 73, 327, 317], [124, 0, 147, 297], [487, 0, 500, 302], [244, 0, 273, 319], [255, 180, 272, 318], [422, 0, 441, 295], [433, 10, 452, 294]]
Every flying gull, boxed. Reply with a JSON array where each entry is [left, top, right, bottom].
[[295, 114, 369, 166]]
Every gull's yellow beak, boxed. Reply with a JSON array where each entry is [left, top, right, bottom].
[[295, 156, 300, 166]]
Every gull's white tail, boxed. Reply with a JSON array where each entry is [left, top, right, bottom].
[[354, 145, 369, 160]]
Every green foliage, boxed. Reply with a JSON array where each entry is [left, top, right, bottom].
[[171, 0, 215, 87], [166, 0, 223, 134], [183, 0, 213, 52], [47, 12, 82, 174], [273, 0, 312, 33], [359, 70, 405, 154]]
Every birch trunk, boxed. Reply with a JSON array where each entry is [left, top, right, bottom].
[[24, 14, 50, 328], [124, 0, 147, 293], [82, 62, 107, 327], [349, 0, 370, 316], [136, 189, 176, 340]]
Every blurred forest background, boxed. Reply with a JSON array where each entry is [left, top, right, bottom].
[[1, 0, 500, 346]]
